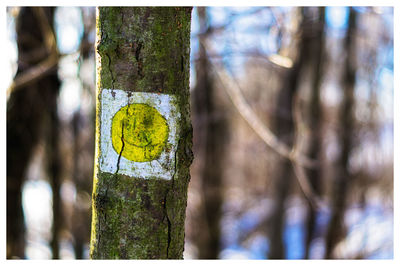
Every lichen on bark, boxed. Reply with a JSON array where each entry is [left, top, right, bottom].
[[90, 7, 193, 259]]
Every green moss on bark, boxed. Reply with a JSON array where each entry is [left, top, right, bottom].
[[91, 7, 193, 259], [96, 7, 192, 96], [91, 173, 170, 259]]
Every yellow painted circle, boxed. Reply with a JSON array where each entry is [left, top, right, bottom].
[[111, 103, 169, 162]]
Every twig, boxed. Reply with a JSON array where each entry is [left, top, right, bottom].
[[8, 53, 59, 94], [291, 93, 327, 210]]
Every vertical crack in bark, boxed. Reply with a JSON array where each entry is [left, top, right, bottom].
[[115, 122, 125, 174], [163, 139, 181, 258], [134, 41, 144, 78], [106, 53, 115, 90], [163, 193, 172, 258], [97, 185, 109, 254]]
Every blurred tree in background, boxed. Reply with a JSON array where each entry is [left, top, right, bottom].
[[7, 7, 60, 259], [190, 7, 229, 259], [6, 6, 393, 259], [324, 7, 358, 259], [7, 7, 95, 259], [186, 6, 393, 259]]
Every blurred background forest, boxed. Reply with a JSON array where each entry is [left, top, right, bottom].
[[6, 6, 393, 259]]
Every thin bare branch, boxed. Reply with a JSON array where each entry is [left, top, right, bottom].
[[207, 53, 317, 169], [7, 53, 59, 95], [291, 91, 327, 210], [201, 39, 327, 210], [7, 7, 60, 96]]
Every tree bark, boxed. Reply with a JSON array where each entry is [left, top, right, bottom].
[[90, 7, 193, 259], [324, 7, 358, 259]]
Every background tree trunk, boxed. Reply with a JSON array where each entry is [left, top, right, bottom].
[[90, 7, 193, 259], [191, 7, 227, 259], [70, 8, 96, 258], [304, 7, 325, 259], [71, 110, 94, 259], [268, 8, 309, 259], [7, 7, 59, 259], [47, 79, 62, 259], [324, 7, 358, 259]]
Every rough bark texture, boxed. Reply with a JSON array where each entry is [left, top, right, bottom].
[[304, 7, 325, 259], [192, 7, 227, 259], [7, 7, 59, 259], [90, 7, 193, 259], [325, 8, 357, 259]]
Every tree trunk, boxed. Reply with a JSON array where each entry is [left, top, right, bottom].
[[192, 7, 227, 259], [48, 80, 62, 259], [90, 7, 193, 259], [7, 7, 59, 259], [268, 8, 308, 259], [71, 8, 96, 259], [324, 7, 358, 259], [304, 7, 325, 259], [71, 110, 94, 259]]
